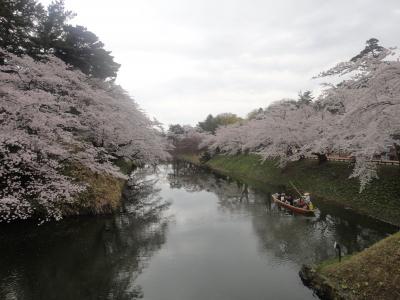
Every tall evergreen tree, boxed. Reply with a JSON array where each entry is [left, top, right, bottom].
[[0, 0, 44, 55], [35, 0, 75, 53], [297, 90, 313, 106], [350, 38, 384, 62], [54, 25, 120, 79], [0, 0, 120, 79], [198, 114, 218, 133]]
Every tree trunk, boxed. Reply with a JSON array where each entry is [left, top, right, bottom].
[[394, 143, 400, 166], [312, 152, 328, 164]]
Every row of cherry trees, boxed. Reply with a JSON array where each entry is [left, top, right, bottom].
[[173, 39, 400, 191], [0, 49, 169, 222]]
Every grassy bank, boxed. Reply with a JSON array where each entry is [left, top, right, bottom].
[[301, 232, 400, 299], [180, 153, 400, 226], [62, 162, 126, 216]]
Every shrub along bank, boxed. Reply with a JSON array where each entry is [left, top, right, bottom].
[[180, 153, 400, 226]]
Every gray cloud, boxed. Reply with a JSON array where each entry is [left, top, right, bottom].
[[40, 0, 400, 125]]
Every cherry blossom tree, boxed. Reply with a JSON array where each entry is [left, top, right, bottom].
[[0, 49, 169, 222], [201, 39, 400, 191], [313, 45, 400, 189], [167, 125, 210, 155]]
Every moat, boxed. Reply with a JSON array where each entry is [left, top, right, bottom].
[[0, 162, 396, 300]]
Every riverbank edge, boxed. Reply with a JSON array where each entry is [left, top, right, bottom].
[[299, 265, 348, 299], [178, 153, 400, 227], [300, 231, 400, 300], [60, 158, 136, 218]]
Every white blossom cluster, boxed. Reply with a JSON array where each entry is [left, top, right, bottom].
[[201, 47, 400, 191], [0, 49, 169, 222]]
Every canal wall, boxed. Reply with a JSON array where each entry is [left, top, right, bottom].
[[180, 153, 400, 226]]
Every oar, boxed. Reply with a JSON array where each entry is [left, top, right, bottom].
[[289, 181, 303, 198]]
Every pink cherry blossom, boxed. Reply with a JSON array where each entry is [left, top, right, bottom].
[[0, 49, 170, 223]]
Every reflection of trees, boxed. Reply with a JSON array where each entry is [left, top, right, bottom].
[[169, 161, 395, 266], [254, 206, 395, 265], [0, 168, 170, 300], [168, 160, 212, 192]]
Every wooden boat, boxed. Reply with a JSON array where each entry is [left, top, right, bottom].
[[271, 193, 316, 215]]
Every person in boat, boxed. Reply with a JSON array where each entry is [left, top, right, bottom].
[[298, 197, 308, 209], [304, 193, 311, 203], [287, 195, 294, 206], [297, 197, 305, 208], [283, 195, 289, 204], [280, 193, 286, 202], [304, 193, 314, 210]]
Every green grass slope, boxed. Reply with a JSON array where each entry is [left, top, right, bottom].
[[318, 231, 400, 299]]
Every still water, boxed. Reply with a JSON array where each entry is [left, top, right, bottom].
[[0, 162, 397, 300]]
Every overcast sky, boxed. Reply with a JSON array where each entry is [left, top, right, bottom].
[[39, 0, 400, 126]]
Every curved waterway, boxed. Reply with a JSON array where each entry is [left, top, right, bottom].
[[0, 162, 397, 300]]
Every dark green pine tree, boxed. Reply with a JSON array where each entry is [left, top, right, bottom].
[[0, 0, 45, 55], [34, 0, 75, 54], [1, 0, 120, 79], [350, 38, 385, 62], [297, 90, 314, 106], [198, 114, 218, 133], [53, 25, 120, 79]]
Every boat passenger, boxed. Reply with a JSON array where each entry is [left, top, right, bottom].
[[304, 193, 313, 210], [298, 197, 307, 209], [283, 195, 289, 204], [287, 195, 294, 206], [304, 193, 311, 203]]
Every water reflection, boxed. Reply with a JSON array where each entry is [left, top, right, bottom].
[[0, 163, 396, 300], [168, 161, 397, 265], [0, 168, 170, 300]]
